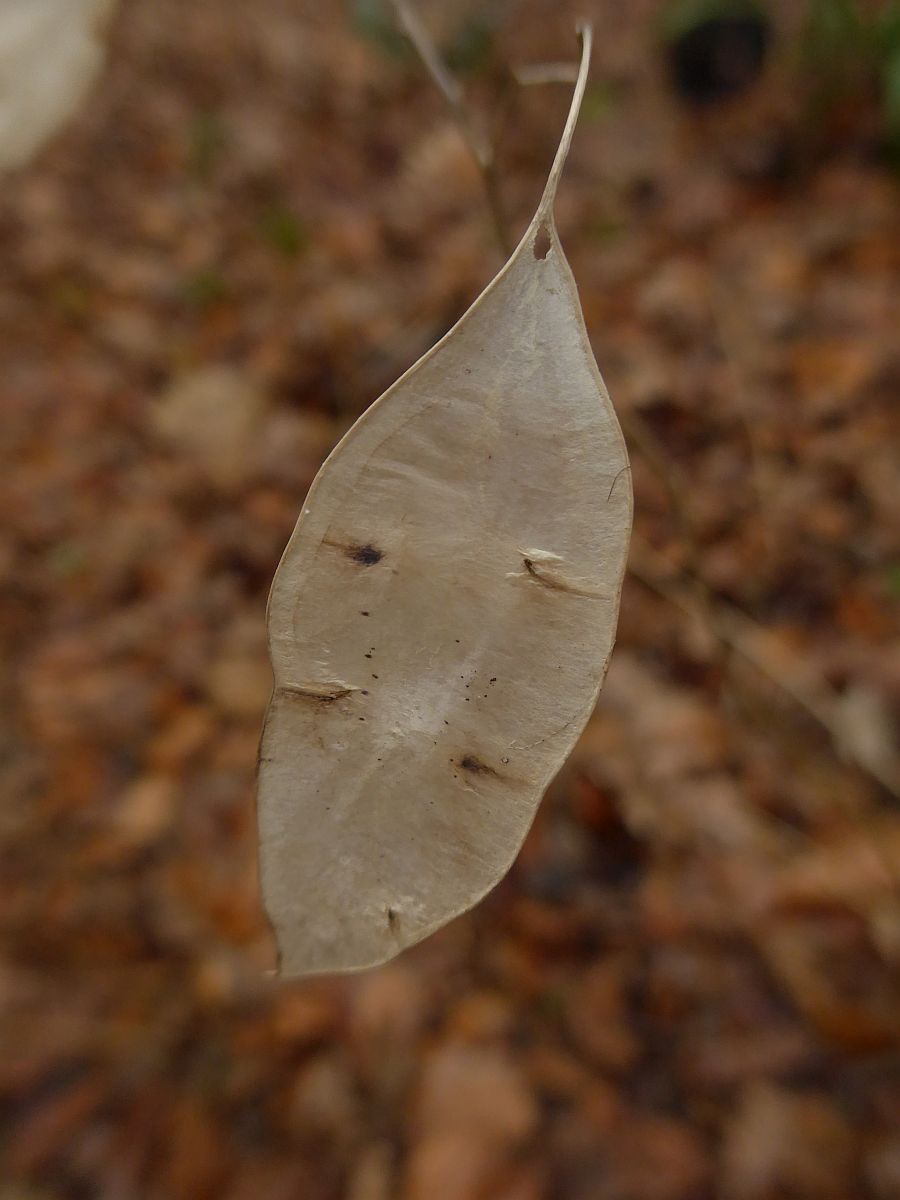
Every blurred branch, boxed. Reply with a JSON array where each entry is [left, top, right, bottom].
[[514, 62, 579, 86], [712, 271, 779, 526], [388, 0, 512, 256], [629, 534, 900, 806]]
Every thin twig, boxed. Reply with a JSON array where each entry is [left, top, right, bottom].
[[388, 0, 512, 256], [533, 23, 592, 227], [712, 269, 779, 530], [514, 62, 580, 86], [628, 535, 900, 803]]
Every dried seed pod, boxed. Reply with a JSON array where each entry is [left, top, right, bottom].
[[259, 25, 632, 976]]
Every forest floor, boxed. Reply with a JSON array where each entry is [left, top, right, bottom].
[[1, 2, 899, 1198]]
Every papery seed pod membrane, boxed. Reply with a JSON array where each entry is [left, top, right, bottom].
[[258, 24, 632, 977]]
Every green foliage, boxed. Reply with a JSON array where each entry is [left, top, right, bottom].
[[444, 13, 496, 75], [182, 268, 228, 308], [882, 46, 900, 159], [257, 204, 308, 260], [188, 111, 228, 181], [803, 0, 865, 61], [350, 0, 409, 61], [586, 213, 626, 244], [802, 0, 900, 164], [581, 81, 621, 123], [659, 0, 766, 43], [51, 278, 91, 322], [886, 562, 900, 599], [874, 4, 900, 157], [46, 540, 87, 579]]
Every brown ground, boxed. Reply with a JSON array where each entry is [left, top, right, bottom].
[[1, 2, 899, 1198]]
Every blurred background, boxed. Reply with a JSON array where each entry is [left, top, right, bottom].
[[1, 1, 899, 1197]]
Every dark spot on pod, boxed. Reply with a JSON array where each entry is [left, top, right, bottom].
[[360, 610, 370, 616], [460, 754, 496, 776], [387, 906, 398, 928], [348, 544, 383, 566]]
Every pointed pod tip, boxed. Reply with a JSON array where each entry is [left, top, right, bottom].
[[533, 16, 594, 224]]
